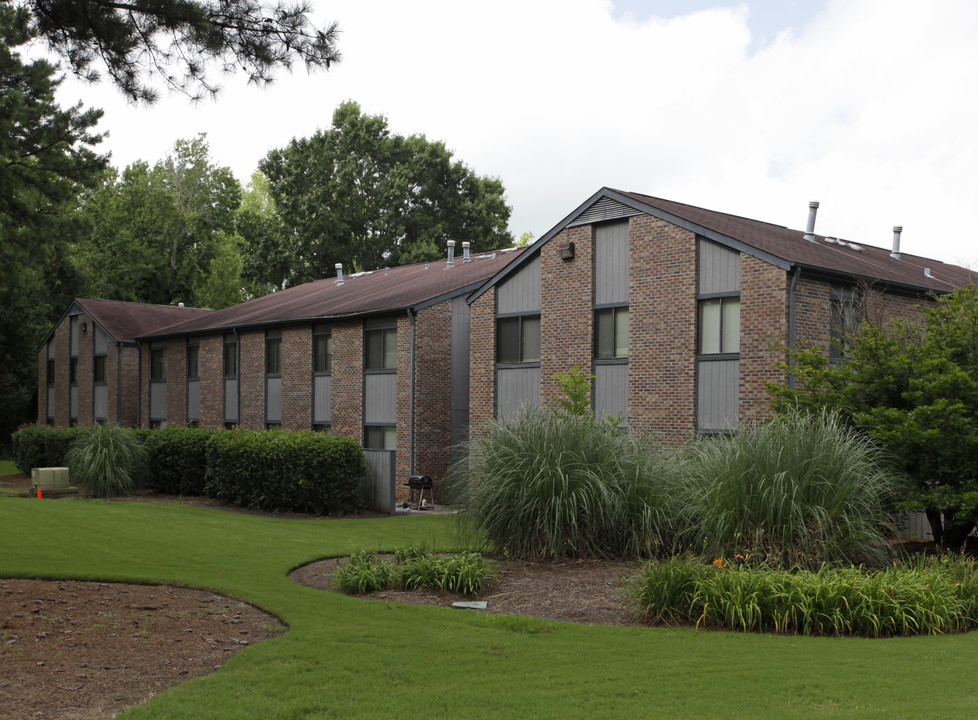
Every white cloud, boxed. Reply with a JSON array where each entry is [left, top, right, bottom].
[[45, 0, 978, 268]]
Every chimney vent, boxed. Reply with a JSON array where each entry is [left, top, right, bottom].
[[924, 267, 932, 278], [890, 226, 903, 259], [335, 263, 344, 285], [803, 201, 819, 242], [462, 241, 471, 263], [447, 240, 455, 268]]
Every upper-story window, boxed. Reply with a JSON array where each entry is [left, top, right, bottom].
[[595, 306, 629, 359], [266, 331, 282, 376], [830, 287, 861, 361], [186, 341, 200, 379], [698, 296, 740, 355], [150, 347, 167, 381], [93, 356, 106, 383], [365, 325, 397, 370], [496, 315, 541, 363], [313, 326, 332, 373], [223, 337, 238, 378]]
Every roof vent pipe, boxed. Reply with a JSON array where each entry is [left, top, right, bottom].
[[890, 226, 903, 259], [803, 201, 819, 242], [447, 240, 455, 268], [924, 267, 932, 278], [462, 241, 471, 263], [335, 263, 344, 285]]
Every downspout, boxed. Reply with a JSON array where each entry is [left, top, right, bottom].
[[787, 266, 801, 390], [136, 342, 142, 427], [408, 308, 417, 476]]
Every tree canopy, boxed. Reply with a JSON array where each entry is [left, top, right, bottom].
[[19, 0, 340, 102], [71, 134, 244, 308], [769, 285, 978, 546], [259, 101, 513, 287]]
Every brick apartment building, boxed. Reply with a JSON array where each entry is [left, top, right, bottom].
[[37, 188, 975, 511], [467, 188, 975, 441]]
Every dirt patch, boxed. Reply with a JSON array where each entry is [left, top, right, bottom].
[[289, 555, 645, 626], [0, 579, 284, 720]]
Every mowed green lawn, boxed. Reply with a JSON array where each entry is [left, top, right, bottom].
[[2, 497, 977, 719]]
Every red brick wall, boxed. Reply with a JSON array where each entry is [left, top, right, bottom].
[[118, 346, 139, 427], [628, 214, 698, 441], [53, 320, 69, 426], [36, 347, 46, 422], [238, 331, 264, 429], [740, 255, 789, 425], [198, 335, 224, 429], [167, 341, 187, 426], [330, 320, 363, 441], [411, 303, 453, 498], [469, 286, 496, 434], [76, 318, 93, 425], [540, 226, 593, 407], [281, 326, 312, 431]]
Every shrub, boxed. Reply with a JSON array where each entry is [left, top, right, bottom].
[[673, 409, 895, 568], [11, 425, 88, 473], [334, 549, 495, 597], [64, 424, 148, 499], [143, 426, 213, 495], [204, 429, 365, 515], [450, 408, 678, 561], [628, 555, 978, 637]]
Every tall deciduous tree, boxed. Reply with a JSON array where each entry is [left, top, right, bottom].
[[769, 285, 978, 546], [259, 101, 513, 287], [72, 134, 244, 307], [20, 0, 340, 102]]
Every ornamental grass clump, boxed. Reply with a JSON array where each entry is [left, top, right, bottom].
[[450, 408, 678, 561], [64, 423, 147, 499], [674, 409, 895, 569], [629, 554, 978, 637]]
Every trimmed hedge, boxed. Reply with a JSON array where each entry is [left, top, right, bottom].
[[11, 425, 89, 473], [204, 429, 365, 515], [143, 426, 214, 495]]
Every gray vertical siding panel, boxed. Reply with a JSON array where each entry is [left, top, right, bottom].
[[47, 387, 55, 419], [496, 255, 541, 314], [187, 380, 200, 421], [698, 240, 741, 294], [594, 221, 629, 305], [365, 373, 397, 423], [69, 387, 78, 419], [150, 383, 167, 421], [69, 317, 79, 356], [496, 367, 540, 420], [93, 386, 107, 419], [450, 296, 471, 451], [266, 377, 282, 424], [594, 364, 628, 421], [225, 379, 238, 421], [47, 341, 55, 360], [94, 327, 108, 355], [696, 359, 739, 430], [313, 375, 331, 424], [363, 449, 396, 514]]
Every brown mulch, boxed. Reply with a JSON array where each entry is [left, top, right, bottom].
[[0, 473, 646, 719]]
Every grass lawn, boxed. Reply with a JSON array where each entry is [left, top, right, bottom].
[[2, 497, 977, 718], [0, 459, 20, 476]]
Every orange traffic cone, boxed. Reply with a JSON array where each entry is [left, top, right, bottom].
[[37, 488, 42, 499]]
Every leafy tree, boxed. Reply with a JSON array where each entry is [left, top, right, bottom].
[[71, 134, 244, 307], [259, 101, 513, 286], [769, 285, 978, 546], [0, 3, 105, 443], [20, 0, 340, 102], [236, 170, 287, 297]]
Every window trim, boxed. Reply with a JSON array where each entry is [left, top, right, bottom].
[[150, 346, 167, 382], [697, 294, 740, 356], [495, 313, 541, 365], [186, 339, 200, 380], [313, 325, 332, 375], [223, 336, 238, 379], [265, 331, 282, 377], [363, 424, 397, 451], [364, 322, 397, 371], [594, 303, 629, 361]]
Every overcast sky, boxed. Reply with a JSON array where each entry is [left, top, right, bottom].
[[46, 0, 978, 269]]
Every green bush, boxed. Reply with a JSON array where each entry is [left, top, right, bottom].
[[64, 423, 148, 499], [143, 426, 214, 495], [334, 549, 495, 597], [11, 425, 88, 473], [673, 409, 895, 568], [451, 409, 679, 561], [629, 554, 978, 637], [204, 429, 365, 515]]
